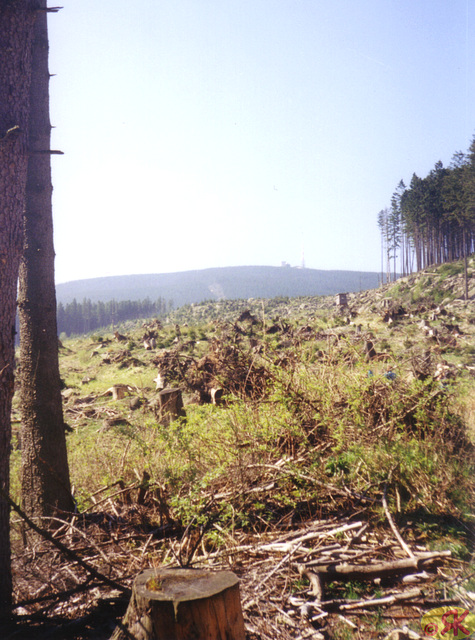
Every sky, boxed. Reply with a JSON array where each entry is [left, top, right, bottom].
[[47, 0, 475, 284]]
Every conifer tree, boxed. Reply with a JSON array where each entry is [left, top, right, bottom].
[[0, 0, 35, 615], [18, 0, 74, 524]]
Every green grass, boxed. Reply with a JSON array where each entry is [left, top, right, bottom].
[[438, 261, 465, 278]]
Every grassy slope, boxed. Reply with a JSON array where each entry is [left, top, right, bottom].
[[10, 257, 475, 638]]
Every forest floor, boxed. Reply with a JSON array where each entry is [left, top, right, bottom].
[[5, 258, 475, 639]]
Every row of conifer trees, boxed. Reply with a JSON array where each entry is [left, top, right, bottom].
[[56, 297, 171, 337], [378, 136, 475, 282]]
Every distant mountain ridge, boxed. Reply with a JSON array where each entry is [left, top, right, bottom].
[[56, 266, 380, 307]]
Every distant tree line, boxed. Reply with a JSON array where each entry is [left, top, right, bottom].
[[57, 297, 172, 336], [378, 136, 475, 282]]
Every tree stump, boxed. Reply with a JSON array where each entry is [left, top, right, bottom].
[[111, 384, 129, 400], [364, 339, 377, 361], [110, 568, 245, 640], [157, 388, 186, 426]]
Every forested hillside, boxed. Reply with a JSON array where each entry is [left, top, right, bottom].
[[56, 266, 380, 308], [55, 266, 382, 337], [379, 136, 475, 279]]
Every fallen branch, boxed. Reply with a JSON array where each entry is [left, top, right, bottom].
[[13, 578, 97, 609], [382, 471, 415, 560], [259, 521, 364, 553], [298, 566, 323, 602], [339, 587, 422, 610], [3, 490, 130, 596], [295, 550, 450, 582]]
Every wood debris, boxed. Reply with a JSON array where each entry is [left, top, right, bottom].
[[7, 453, 470, 640]]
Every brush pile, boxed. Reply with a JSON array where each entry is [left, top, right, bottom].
[[8, 449, 473, 640]]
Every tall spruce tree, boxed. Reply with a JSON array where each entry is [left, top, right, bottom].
[[377, 208, 390, 283], [0, 0, 35, 616], [389, 180, 404, 279], [18, 1, 74, 524]]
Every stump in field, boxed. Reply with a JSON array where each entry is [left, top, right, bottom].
[[364, 339, 377, 361], [110, 568, 245, 640], [157, 388, 186, 426]]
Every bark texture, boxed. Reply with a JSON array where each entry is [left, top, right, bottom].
[[0, 0, 35, 616], [18, 0, 74, 521]]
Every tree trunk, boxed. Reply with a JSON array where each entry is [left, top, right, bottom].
[[18, 0, 74, 524], [0, 0, 35, 616], [111, 568, 246, 640], [463, 228, 469, 302]]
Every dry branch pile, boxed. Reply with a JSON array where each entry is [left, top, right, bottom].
[[7, 452, 472, 640]]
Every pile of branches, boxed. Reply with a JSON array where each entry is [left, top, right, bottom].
[[153, 335, 272, 401], [238, 520, 455, 640], [6, 455, 473, 640], [187, 339, 270, 400]]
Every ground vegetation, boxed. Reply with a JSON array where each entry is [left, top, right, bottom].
[[6, 259, 475, 639]]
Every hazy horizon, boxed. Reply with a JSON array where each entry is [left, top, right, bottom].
[[55, 262, 383, 286]]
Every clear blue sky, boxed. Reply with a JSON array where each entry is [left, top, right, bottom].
[[47, 0, 475, 284]]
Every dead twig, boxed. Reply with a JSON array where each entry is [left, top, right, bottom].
[[3, 490, 130, 596], [382, 470, 415, 560]]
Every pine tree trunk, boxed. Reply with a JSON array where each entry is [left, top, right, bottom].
[[18, 0, 74, 524], [111, 568, 246, 640], [0, 0, 35, 616], [463, 228, 469, 302]]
